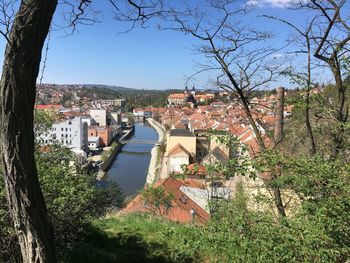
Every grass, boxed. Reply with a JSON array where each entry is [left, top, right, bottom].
[[63, 213, 201, 263]]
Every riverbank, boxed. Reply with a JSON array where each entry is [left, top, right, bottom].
[[96, 126, 135, 180], [146, 118, 166, 185]]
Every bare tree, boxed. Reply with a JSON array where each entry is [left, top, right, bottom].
[[290, 0, 350, 157], [119, 0, 288, 216], [264, 15, 317, 155]]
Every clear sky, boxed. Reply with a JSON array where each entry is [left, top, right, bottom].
[[0, 0, 331, 90]]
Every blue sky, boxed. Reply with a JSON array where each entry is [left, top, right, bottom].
[[0, 0, 327, 90]]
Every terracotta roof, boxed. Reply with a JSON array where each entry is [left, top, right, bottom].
[[168, 93, 186, 99], [186, 163, 207, 177], [168, 143, 191, 157], [35, 104, 63, 110], [162, 177, 210, 224], [122, 177, 210, 224]]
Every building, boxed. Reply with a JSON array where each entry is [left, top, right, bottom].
[[35, 104, 65, 112], [122, 177, 210, 224], [110, 112, 122, 125], [166, 129, 196, 157], [167, 93, 187, 106], [167, 86, 214, 107], [88, 136, 102, 149], [90, 109, 107, 126], [88, 126, 113, 146], [133, 108, 152, 118], [38, 116, 88, 156], [168, 144, 191, 173]]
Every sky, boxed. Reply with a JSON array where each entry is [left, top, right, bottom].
[[0, 0, 330, 90]]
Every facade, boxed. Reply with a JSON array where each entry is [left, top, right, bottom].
[[110, 112, 122, 125], [88, 126, 113, 146], [167, 93, 186, 106], [168, 144, 191, 173], [166, 129, 196, 157], [38, 116, 88, 153], [90, 109, 107, 126], [35, 104, 65, 112], [133, 108, 152, 118], [88, 136, 102, 149]]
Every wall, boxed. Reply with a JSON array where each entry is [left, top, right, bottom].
[[166, 135, 196, 156], [169, 156, 189, 174], [90, 109, 107, 126]]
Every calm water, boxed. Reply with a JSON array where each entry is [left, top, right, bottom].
[[106, 122, 158, 196]]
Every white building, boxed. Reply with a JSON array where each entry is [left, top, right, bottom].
[[90, 109, 107, 126], [88, 136, 102, 149], [39, 116, 88, 157]]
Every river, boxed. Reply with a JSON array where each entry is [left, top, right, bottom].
[[106, 122, 158, 197]]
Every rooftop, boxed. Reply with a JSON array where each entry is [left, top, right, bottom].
[[169, 129, 195, 137]]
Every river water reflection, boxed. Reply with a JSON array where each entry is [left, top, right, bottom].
[[106, 122, 158, 197]]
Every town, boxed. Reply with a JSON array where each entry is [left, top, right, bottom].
[[34, 83, 298, 224], [1, 1, 349, 261]]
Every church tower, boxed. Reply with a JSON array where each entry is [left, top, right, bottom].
[[184, 85, 189, 94], [191, 85, 196, 95]]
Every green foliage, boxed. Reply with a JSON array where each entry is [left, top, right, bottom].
[[65, 174, 350, 262], [0, 144, 124, 261], [140, 185, 174, 215], [65, 213, 201, 263], [34, 109, 56, 138], [36, 145, 124, 257]]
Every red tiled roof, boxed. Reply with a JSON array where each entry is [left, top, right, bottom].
[[186, 163, 207, 177], [122, 177, 210, 224], [35, 104, 63, 110]]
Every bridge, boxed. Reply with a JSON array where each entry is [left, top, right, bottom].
[[119, 139, 159, 145]]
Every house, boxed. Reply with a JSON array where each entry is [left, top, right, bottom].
[[168, 144, 191, 173], [202, 147, 229, 165], [133, 108, 152, 118], [166, 129, 196, 157], [35, 104, 65, 112], [88, 136, 102, 149], [88, 126, 113, 146], [89, 109, 107, 126], [185, 163, 207, 178], [123, 177, 210, 224]]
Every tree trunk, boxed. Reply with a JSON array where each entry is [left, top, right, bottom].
[[305, 39, 316, 155], [272, 87, 286, 217], [0, 0, 57, 262], [329, 60, 347, 158], [274, 87, 285, 145]]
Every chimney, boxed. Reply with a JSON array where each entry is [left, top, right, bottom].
[[274, 87, 285, 144]]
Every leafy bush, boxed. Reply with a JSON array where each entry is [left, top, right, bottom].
[[0, 145, 123, 261]]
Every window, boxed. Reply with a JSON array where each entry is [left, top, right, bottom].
[[61, 134, 64, 137], [180, 195, 188, 204], [61, 128, 63, 131], [65, 128, 68, 131]]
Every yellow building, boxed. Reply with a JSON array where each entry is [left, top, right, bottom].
[[166, 129, 196, 157]]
